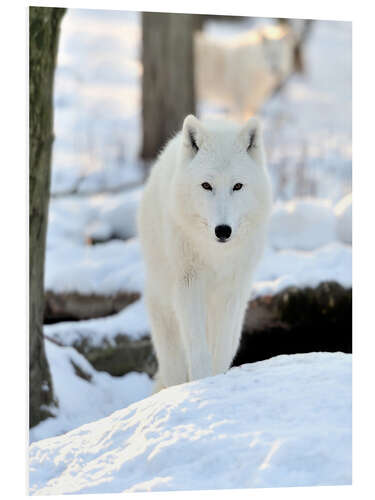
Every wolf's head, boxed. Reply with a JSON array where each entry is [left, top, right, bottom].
[[172, 115, 272, 246]]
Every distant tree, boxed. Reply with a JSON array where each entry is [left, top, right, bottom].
[[277, 18, 314, 73], [29, 6, 65, 428], [141, 12, 196, 160]]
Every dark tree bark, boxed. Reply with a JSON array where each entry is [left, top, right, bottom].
[[29, 6, 65, 428], [141, 12, 196, 160]]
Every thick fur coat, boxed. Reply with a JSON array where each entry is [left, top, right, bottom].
[[138, 115, 272, 391]]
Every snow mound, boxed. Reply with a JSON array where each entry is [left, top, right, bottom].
[[29, 352, 351, 494], [45, 237, 144, 295], [269, 198, 336, 251], [47, 187, 142, 249], [335, 192, 352, 244], [44, 297, 149, 346], [267, 195, 353, 252], [85, 187, 142, 241], [29, 340, 153, 444], [253, 241, 351, 297]]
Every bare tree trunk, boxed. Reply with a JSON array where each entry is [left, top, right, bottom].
[[29, 6, 65, 428], [141, 12, 196, 160]]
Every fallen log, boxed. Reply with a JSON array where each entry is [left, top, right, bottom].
[[45, 281, 351, 378], [44, 290, 140, 322], [233, 281, 352, 366]]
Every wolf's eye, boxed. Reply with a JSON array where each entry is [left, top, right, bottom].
[[201, 182, 212, 191], [233, 183, 243, 191]]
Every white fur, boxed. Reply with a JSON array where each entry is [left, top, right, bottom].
[[138, 115, 272, 391]]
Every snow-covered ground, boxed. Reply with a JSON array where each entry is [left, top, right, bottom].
[[44, 297, 149, 350], [29, 352, 352, 494], [253, 241, 351, 297], [46, 237, 144, 295], [47, 186, 142, 248], [51, 9, 144, 195], [30, 340, 153, 444]]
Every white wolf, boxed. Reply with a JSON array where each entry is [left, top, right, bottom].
[[138, 115, 272, 391]]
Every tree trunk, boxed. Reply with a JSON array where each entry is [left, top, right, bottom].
[[29, 6, 65, 428], [277, 19, 314, 73], [141, 12, 196, 160]]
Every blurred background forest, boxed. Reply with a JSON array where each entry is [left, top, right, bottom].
[[29, 7, 352, 442]]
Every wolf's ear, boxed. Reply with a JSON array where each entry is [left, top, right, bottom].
[[239, 116, 265, 165], [182, 115, 205, 155]]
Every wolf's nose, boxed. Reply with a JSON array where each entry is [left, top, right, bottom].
[[215, 225, 232, 240]]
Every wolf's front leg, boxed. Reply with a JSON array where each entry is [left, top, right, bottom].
[[175, 277, 213, 382], [208, 292, 248, 376], [146, 294, 188, 389]]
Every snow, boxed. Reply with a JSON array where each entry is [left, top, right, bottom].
[[51, 9, 144, 195], [197, 20, 351, 203], [268, 195, 352, 250], [52, 12, 351, 203], [335, 192, 352, 245], [29, 352, 351, 494], [47, 187, 141, 249], [46, 232, 351, 300], [86, 187, 142, 241], [45, 237, 144, 295], [261, 21, 352, 203], [29, 340, 153, 444], [44, 297, 149, 347], [253, 242, 351, 298], [268, 198, 336, 251]]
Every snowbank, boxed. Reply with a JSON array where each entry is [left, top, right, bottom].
[[253, 242, 352, 298], [86, 187, 142, 241], [47, 187, 141, 249], [29, 339, 153, 444], [45, 238, 144, 295], [29, 352, 351, 494], [46, 234, 351, 299], [44, 297, 149, 347], [269, 198, 336, 250]]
